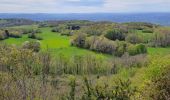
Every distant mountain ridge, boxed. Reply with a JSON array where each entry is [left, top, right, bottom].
[[0, 13, 170, 26]]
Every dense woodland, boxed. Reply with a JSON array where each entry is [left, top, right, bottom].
[[0, 19, 170, 100]]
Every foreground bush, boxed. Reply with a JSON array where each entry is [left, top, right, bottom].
[[82, 77, 137, 100], [141, 67, 170, 100], [0, 44, 149, 100]]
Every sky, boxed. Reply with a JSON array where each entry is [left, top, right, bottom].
[[0, 0, 170, 13]]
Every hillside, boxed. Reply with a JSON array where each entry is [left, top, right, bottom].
[[0, 20, 170, 100]]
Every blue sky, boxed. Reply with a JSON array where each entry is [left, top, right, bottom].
[[0, 0, 170, 13]]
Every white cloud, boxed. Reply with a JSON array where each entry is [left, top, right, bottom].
[[0, 0, 170, 13]]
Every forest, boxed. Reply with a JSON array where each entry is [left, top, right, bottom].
[[0, 19, 170, 100]]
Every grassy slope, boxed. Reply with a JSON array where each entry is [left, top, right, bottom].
[[2, 27, 109, 58], [2, 25, 170, 91]]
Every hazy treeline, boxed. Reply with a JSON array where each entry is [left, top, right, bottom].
[[0, 19, 36, 27]]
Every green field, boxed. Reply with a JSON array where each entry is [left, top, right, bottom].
[[3, 26, 170, 57], [3, 27, 110, 58]]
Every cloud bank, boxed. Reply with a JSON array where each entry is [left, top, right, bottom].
[[0, 0, 170, 13]]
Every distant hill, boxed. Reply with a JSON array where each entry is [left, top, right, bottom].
[[0, 13, 170, 26], [0, 18, 36, 27]]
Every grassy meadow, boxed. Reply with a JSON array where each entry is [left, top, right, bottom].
[[3, 26, 109, 58]]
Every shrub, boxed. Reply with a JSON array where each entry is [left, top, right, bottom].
[[9, 30, 22, 38], [89, 37, 117, 54], [82, 77, 137, 100], [81, 24, 106, 36], [51, 27, 61, 32], [105, 29, 126, 41], [126, 34, 143, 44], [22, 41, 41, 52], [60, 30, 73, 36], [114, 41, 128, 57], [152, 29, 170, 47], [0, 30, 8, 40], [142, 28, 153, 33], [22, 29, 31, 34], [128, 44, 147, 56], [22, 29, 42, 34], [141, 67, 170, 100], [71, 33, 86, 48], [28, 33, 43, 40], [84, 36, 117, 54], [115, 53, 148, 68]]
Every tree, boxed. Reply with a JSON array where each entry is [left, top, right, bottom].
[[105, 29, 126, 41], [71, 33, 86, 48], [126, 34, 143, 44]]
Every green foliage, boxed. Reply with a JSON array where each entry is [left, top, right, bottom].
[[125, 22, 157, 30], [81, 24, 105, 36], [71, 33, 86, 48], [87, 36, 117, 54], [114, 41, 128, 57], [51, 53, 112, 75], [28, 33, 43, 40], [126, 34, 143, 44], [0, 30, 8, 40], [128, 44, 147, 56], [68, 76, 76, 100], [22, 40, 41, 52], [142, 27, 154, 33], [152, 28, 170, 47], [82, 77, 137, 100], [105, 29, 126, 41], [141, 67, 170, 100]]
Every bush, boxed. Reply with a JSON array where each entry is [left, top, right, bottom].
[[51, 27, 61, 32], [141, 67, 170, 100], [114, 41, 128, 57], [81, 24, 106, 36], [128, 44, 147, 56], [9, 30, 22, 38], [152, 29, 170, 47], [89, 37, 117, 54], [105, 29, 126, 41], [22, 29, 42, 34], [82, 77, 137, 100], [0, 30, 8, 40], [28, 33, 43, 40], [142, 28, 153, 33], [126, 34, 143, 44], [115, 53, 148, 68], [22, 41, 41, 52], [71, 33, 86, 48]]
